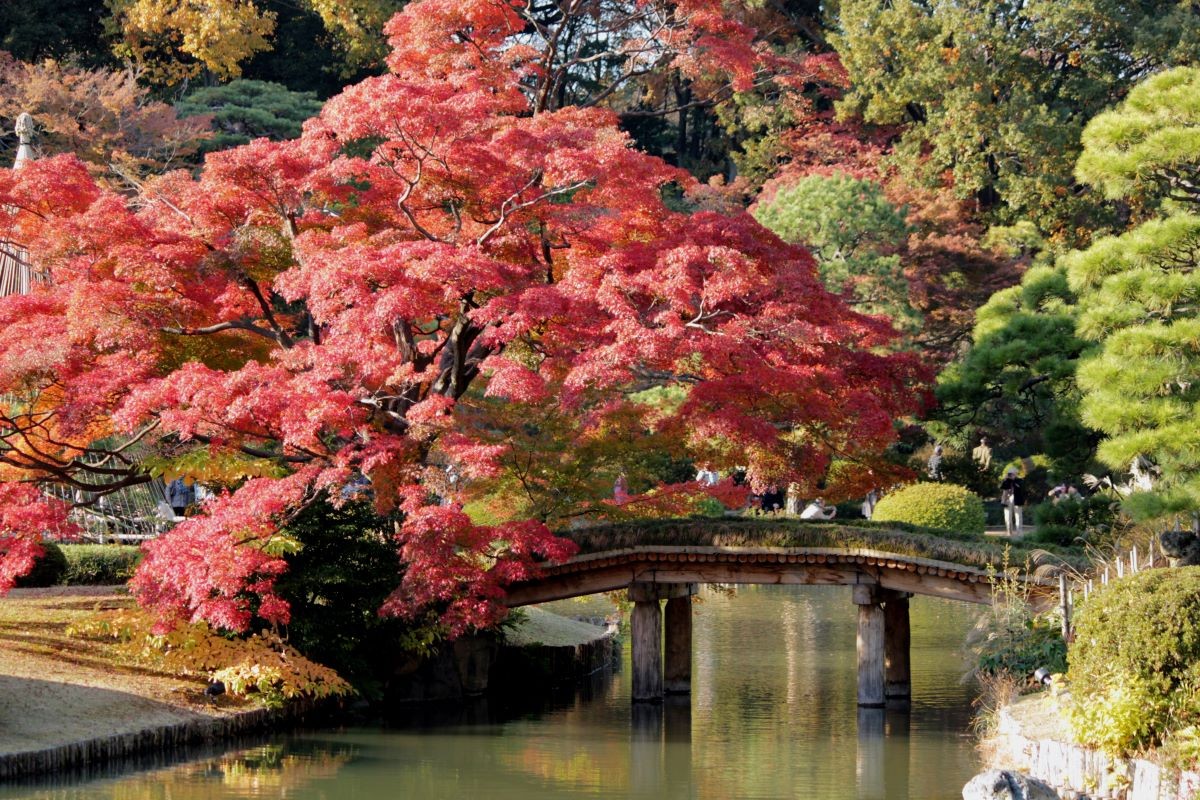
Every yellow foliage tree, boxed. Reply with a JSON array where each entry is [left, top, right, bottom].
[[304, 0, 404, 70], [105, 0, 277, 84]]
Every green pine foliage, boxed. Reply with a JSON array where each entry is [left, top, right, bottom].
[[870, 482, 987, 535], [1065, 67, 1200, 518], [752, 173, 920, 331], [176, 79, 323, 154], [1076, 67, 1200, 210], [934, 262, 1096, 475]]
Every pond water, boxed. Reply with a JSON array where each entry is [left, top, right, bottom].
[[4, 585, 983, 799]]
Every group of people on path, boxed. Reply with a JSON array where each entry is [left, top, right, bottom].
[[694, 464, 842, 520]]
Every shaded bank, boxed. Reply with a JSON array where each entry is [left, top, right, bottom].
[[0, 587, 619, 780]]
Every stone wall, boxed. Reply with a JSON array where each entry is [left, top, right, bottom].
[[988, 695, 1200, 800], [386, 623, 620, 703]]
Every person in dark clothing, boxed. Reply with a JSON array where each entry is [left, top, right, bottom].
[[760, 486, 785, 513], [999, 468, 1027, 536]]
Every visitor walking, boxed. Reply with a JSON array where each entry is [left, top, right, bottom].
[[928, 444, 944, 480], [166, 477, 195, 518], [613, 472, 629, 505], [972, 436, 993, 471], [1000, 467, 1026, 536], [861, 489, 878, 520]]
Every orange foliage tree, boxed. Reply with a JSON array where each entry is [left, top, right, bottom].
[[0, 0, 927, 634]]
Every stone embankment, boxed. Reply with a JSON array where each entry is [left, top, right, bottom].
[[0, 586, 298, 781], [0, 703, 303, 780], [980, 694, 1200, 800], [388, 604, 620, 702]]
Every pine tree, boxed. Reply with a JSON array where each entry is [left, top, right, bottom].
[[176, 79, 323, 153], [752, 172, 920, 331], [934, 257, 1095, 475], [1066, 67, 1200, 517]]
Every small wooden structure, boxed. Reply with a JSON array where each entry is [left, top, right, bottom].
[[1, 114, 170, 541], [506, 541, 1054, 705]]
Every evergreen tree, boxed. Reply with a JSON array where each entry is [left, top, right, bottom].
[[935, 257, 1095, 475], [753, 172, 920, 331], [1066, 67, 1200, 517], [176, 79, 323, 153], [832, 0, 1200, 239]]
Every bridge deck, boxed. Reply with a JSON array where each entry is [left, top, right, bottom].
[[506, 520, 1066, 607]]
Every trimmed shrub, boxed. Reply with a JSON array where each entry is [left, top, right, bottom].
[[1067, 568, 1200, 755], [61, 545, 143, 585], [15, 541, 68, 587], [1030, 495, 1118, 546], [273, 497, 434, 697], [871, 482, 987, 535]]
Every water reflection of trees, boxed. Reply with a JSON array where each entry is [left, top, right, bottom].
[[688, 586, 976, 800], [74, 742, 355, 800], [15, 587, 982, 800]]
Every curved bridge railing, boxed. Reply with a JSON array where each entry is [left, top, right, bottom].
[[504, 518, 1071, 706], [506, 518, 1066, 607]]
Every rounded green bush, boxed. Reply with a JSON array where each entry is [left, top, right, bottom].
[[60, 544, 143, 585], [15, 541, 68, 588], [871, 482, 986, 535], [1067, 568, 1200, 755]]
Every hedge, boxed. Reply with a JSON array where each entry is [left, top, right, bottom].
[[60, 544, 143, 585], [870, 482, 987, 536], [15, 542, 68, 588], [1067, 567, 1200, 756]]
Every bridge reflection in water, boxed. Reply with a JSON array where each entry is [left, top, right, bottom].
[[3, 586, 979, 800], [628, 701, 916, 799], [507, 520, 1046, 707], [617, 585, 974, 800]]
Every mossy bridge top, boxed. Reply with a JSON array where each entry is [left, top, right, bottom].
[[504, 518, 1066, 608]]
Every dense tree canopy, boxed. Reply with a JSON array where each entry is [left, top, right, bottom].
[[0, 0, 108, 65], [934, 261, 1095, 474], [1066, 68, 1200, 518], [175, 79, 323, 154], [753, 172, 919, 332], [0, 0, 926, 634], [832, 0, 1200, 239]]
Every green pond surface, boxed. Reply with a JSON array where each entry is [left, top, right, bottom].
[[4, 585, 982, 799]]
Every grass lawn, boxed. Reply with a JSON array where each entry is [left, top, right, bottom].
[[0, 587, 250, 756]]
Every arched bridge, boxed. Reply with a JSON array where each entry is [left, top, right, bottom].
[[504, 519, 1065, 707]]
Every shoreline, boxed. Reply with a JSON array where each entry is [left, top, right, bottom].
[[0, 702, 305, 781], [0, 585, 287, 781], [984, 692, 1200, 800], [0, 586, 619, 782]]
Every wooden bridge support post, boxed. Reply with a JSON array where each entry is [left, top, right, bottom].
[[883, 592, 912, 700], [664, 589, 696, 694], [630, 594, 663, 702], [629, 582, 697, 702], [853, 584, 886, 708]]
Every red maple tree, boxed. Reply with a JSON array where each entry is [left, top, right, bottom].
[[0, 0, 927, 635]]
